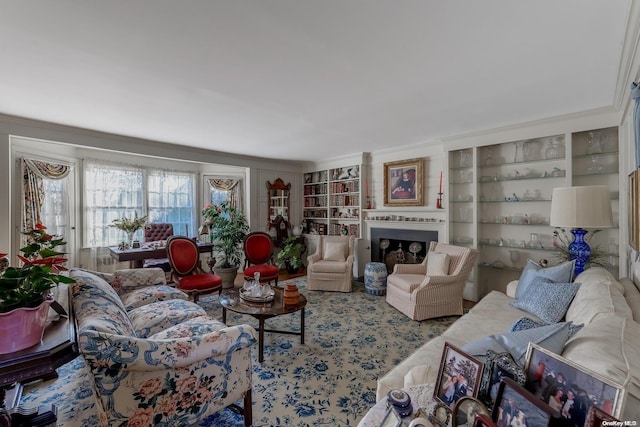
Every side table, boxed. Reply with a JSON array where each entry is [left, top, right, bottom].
[[0, 284, 77, 423], [364, 262, 388, 295], [357, 383, 437, 427]]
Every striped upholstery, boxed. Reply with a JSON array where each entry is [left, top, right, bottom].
[[386, 242, 478, 320], [306, 235, 355, 292]]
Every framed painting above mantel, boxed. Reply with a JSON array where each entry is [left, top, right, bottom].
[[383, 158, 424, 207]]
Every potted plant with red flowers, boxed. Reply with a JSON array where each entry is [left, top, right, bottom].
[[0, 222, 75, 354]]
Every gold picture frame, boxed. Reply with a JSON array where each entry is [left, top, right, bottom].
[[629, 169, 639, 251], [383, 158, 424, 206]]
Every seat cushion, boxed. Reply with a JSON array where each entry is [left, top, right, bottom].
[[149, 315, 228, 339], [309, 260, 348, 273], [128, 299, 207, 337], [114, 268, 167, 291], [387, 274, 425, 292], [120, 285, 189, 311], [244, 264, 279, 279], [178, 273, 223, 291]]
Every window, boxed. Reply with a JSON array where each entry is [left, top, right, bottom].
[[148, 170, 196, 236], [84, 161, 196, 247]]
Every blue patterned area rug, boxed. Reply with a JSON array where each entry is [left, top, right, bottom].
[[199, 278, 458, 427], [21, 278, 459, 427]]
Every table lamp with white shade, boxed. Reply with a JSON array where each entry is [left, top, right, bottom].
[[550, 185, 613, 277]]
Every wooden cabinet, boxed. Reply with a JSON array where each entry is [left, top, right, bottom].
[[303, 165, 361, 237]]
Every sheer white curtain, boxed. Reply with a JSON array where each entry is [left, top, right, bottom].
[[84, 160, 144, 272], [148, 170, 196, 237]]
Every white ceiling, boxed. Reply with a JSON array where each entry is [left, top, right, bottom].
[[0, 1, 634, 161]]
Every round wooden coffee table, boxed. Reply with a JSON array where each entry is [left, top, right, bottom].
[[220, 287, 307, 363]]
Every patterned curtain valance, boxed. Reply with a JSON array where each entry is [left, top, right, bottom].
[[23, 159, 71, 180], [207, 178, 241, 210]]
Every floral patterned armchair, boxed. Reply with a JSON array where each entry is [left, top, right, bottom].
[[70, 268, 257, 427]]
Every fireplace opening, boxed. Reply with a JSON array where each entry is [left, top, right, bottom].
[[371, 228, 438, 273]]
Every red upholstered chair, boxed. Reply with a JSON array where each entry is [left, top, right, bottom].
[[143, 223, 174, 271], [166, 236, 223, 303], [243, 232, 279, 286]]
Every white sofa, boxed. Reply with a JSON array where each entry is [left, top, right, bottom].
[[376, 267, 640, 421]]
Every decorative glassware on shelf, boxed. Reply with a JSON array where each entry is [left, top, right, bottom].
[[514, 140, 529, 163], [510, 250, 521, 268], [460, 150, 471, 168], [587, 155, 604, 174], [526, 233, 543, 249], [484, 147, 495, 166], [544, 137, 564, 159], [587, 131, 603, 154]]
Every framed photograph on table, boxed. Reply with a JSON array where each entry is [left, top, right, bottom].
[[584, 405, 620, 427], [473, 413, 499, 427], [434, 342, 484, 410], [523, 343, 624, 422], [384, 158, 424, 206], [478, 350, 526, 409], [491, 377, 557, 427], [453, 396, 491, 427]]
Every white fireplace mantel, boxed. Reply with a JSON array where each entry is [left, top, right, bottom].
[[364, 219, 446, 241]]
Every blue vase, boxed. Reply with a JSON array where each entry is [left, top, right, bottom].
[[568, 229, 590, 277]]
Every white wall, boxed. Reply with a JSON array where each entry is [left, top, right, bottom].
[[0, 114, 303, 263]]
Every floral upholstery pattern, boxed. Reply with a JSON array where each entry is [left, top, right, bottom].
[[113, 268, 166, 291], [128, 299, 207, 337], [69, 268, 257, 427], [120, 284, 189, 311]]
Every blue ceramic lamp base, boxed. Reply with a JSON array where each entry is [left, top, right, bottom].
[[568, 228, 590, 277]]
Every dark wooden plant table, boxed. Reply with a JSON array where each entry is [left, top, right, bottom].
[[0, 285, 77, 422]]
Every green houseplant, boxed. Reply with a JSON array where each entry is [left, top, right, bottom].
[[110, 212, 148, 246], [0, 222, 75, 353], [202, 202, 249, 286], [275, 236, 306, 274]]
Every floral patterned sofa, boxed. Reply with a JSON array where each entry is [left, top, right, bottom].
[[69, 268, 257, 427]]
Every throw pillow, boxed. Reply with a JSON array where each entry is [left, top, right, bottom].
[[426, 252, 451, 276], [515, 259, 576, 300], [509, 317, 584, 339], [324, 242, 346, 261], [114, 268, 166, 291], [510, 277, 581, 323], [461, 321, 573, 366]]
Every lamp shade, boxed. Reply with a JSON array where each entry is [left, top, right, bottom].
[[550, 185, 613, 228]]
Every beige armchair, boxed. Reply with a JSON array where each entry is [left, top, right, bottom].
[[306, 235, 355, 292], [386, 241, 478, 320]]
